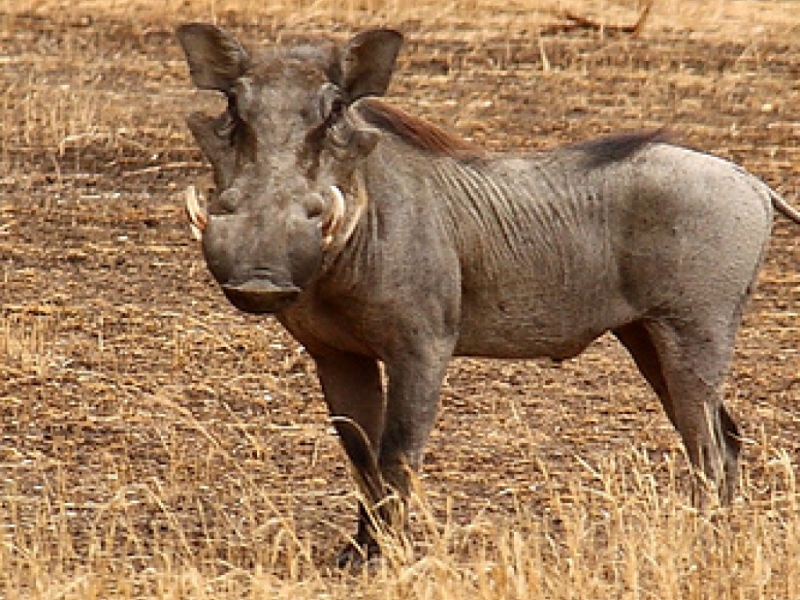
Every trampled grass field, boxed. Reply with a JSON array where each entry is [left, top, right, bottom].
[[1, 1, 799, 597]]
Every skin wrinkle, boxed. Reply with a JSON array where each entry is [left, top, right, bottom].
[[435, 155, 610, 297], [438, 161, 531, 268]]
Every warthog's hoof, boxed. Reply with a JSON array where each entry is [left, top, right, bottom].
[[335, 538, 380, 569]]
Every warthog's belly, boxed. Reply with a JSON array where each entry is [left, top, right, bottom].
[[453, 292, 634, 360]]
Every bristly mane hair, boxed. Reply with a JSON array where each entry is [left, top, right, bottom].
[[356, 97, 485, 161], [568, 129, 670, 168], [356, 97, 668, 167]]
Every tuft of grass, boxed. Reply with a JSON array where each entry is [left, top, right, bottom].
[[0, 308, 60, 377]]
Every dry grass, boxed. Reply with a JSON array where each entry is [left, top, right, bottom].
[[1, 0, 799, 598], [5, 0, 799, 39], [2, 432, 800, 598]]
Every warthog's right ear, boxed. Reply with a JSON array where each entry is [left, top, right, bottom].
[[176, 23, 249, 93], [338, 29, 403, 103]]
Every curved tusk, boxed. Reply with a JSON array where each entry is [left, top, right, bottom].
[[321, 185, 345, 249], [337, 172, 368, 247], [185, 185, 207, 242]]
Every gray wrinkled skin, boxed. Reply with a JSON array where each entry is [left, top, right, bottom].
[[177, 24, 799, 564]]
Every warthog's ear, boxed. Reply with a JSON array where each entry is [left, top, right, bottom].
[[176, 23, 249, 93], [338, 29, 403, 102]]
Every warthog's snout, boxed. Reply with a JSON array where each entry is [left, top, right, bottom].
[[221, 278, 301, 314]]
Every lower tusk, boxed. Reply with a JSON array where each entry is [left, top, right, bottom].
[[189, 222, 203, 242], [185, 185, 207, 242], [321, 185, 345, 249], [337, 172, 367, 246]]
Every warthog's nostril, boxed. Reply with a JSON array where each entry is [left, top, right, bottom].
[[306, 194, 326, 221], [218, 189, 242, 213]]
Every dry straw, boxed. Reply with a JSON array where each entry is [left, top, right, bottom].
[[2, 0, 799, 599]]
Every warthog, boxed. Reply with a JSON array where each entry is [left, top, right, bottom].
[[176, 24, 800, 563]]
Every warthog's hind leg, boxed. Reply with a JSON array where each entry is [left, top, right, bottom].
[[614, 318, 741, 504]]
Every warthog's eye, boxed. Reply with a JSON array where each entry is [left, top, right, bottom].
[[214, 114, 236, 140], [316, 84, 344, 127], [326, 97, 344, 124], [214, 93, 243, 143]]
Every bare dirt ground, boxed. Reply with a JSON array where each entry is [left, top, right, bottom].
[[1, 0, 798, 584]]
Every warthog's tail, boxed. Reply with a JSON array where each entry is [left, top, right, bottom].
[[770, 189, 800, 224]]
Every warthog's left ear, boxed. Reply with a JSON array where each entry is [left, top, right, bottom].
[[337, 29, 403, 103], [176, 23, 249, 93]]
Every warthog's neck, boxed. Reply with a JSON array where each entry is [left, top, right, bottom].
[[321, 136, 617, 286]]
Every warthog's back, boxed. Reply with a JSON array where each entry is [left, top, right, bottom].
[[450, 142, 774, 359]]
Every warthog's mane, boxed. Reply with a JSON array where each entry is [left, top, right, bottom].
[[356, 97, 668, 167], [564, 129, 670, 168], [356, 97, 485, 161]]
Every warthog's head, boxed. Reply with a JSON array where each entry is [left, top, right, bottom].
[[177, 24, 403, 313]]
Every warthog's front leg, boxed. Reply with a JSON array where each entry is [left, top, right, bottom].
[[314, 352, 388, 565], [315, 341, 454, 566], [375, 341, 455, 545]]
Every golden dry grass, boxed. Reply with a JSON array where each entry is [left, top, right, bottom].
[[1, 0, 799, 598], [2, 435, 800, 598]]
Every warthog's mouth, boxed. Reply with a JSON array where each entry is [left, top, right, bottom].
[[221, 279, 301, 314]]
